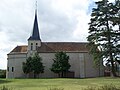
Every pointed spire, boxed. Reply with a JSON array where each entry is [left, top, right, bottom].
[[28, 1, 41, 41]]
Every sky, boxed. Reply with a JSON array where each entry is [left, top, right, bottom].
[[0, 0, 115, 69]]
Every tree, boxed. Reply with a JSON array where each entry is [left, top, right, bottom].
[[50, 52, 71, 78], [31, 53, 44, 78], [23, 57, 32, 75], [110, 0, 120, 66], [87, 0, 120, 77], [23, 53, 44, 78]]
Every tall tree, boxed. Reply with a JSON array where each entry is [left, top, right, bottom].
[[51, 52, 71, 78], [31, 53, 44, 78], [87, 0, 120, 77], [23, 53, 44, 78], [111, 0, 120, 63]]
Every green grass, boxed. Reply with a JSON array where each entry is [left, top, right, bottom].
[[0, 77, 120, 90]]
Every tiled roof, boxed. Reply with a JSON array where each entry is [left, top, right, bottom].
[[10, 45, 28, 53], [9, 42, 89, 54], [38, 42, 89, 52]]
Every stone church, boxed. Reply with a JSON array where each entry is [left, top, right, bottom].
[[6, 10, 104, 78]]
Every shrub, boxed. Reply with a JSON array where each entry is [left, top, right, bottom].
[[0, 70, 6, 78]]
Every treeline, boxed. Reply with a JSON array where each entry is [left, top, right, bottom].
[[0, 69, 6, 78]]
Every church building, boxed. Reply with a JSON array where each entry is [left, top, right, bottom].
[[6, 10, 104, 78]]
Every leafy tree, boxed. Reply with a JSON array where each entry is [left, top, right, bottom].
[[87, 0, 120, 77], [23, 57, 32, 75], [23, 53, 44, 78], [51, 52, 71, 78], [31, 53, 44, 78]]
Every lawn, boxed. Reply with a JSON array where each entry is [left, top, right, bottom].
[[0, 77, 120, 90]]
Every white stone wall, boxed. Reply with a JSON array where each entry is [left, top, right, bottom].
[[28, 40, 41, 51], [7, 53, 27, 78], [86, 53, 104, 77], [37, 53, 81, 78], [38, 53, 56, 78], [79, 53, 85, 78], [7, 52, 104, 78], [84, 53, 100, 77], [38, 52, 104, 78], [67, 53, 80, 77]]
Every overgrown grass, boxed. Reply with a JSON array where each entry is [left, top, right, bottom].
[[0, 77, 120, 90], [48, 87, 64, 90], [0, 85, 13, 90], [83, 84, 120, 90]]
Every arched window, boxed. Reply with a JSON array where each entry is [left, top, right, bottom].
[[31, 43, 33, 50]]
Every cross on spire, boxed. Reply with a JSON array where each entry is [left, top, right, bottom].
[[35, 0, 37, 11], [35, 0, 37, 15]]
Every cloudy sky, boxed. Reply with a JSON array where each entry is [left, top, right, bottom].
[[0, 0, 115, 69]]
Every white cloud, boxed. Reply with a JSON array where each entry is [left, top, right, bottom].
[[93, 0, 116, 2], [0, 0, 95, 69], [51, 0, 90, 18], [50, 0, 91, 42], [73, 10, 90, 41]]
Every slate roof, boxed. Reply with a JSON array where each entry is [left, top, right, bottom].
[[9, 42, 89, 54], [28, 11, 40, 40]]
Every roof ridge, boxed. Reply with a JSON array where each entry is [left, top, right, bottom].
[[42, 42, 88, 44], [16, 45, 28, 47], [42, 42, 88, 43]]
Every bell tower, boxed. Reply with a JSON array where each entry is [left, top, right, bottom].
[[28, 1, 41, 54]]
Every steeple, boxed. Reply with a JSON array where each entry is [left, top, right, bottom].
[[28, 4, 41, 41], [27, 1, 41, 53]]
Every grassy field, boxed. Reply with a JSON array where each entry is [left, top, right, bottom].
[[0, 77, 120, 90]]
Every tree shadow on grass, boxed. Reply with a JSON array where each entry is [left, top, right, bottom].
[[0, 79, 12, 84]]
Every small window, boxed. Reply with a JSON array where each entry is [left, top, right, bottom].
[[7, 67, 9, 71], [36, 43, 38, 49], [31, 43, 33, 50], [12, 67, 14, 72]]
